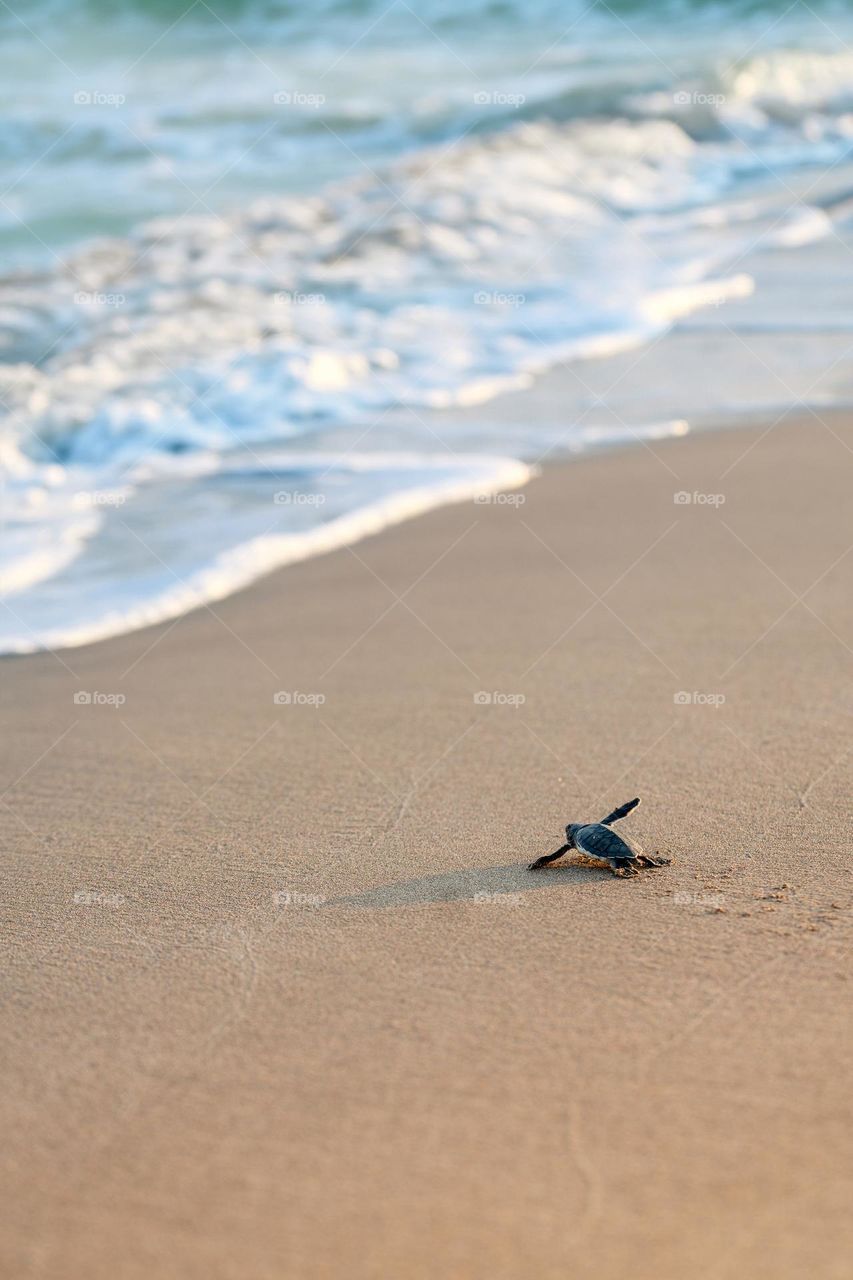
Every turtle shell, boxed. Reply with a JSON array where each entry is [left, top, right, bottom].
[[574, 822, 642, 863]]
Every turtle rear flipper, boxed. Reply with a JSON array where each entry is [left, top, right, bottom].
[[600, 797, 640, 826], [611, 858, 639, 877]]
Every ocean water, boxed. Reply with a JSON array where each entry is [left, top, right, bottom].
[[4, 0, 853, 651]]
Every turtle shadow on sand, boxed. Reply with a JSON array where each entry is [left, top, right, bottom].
[[325, 860, 607, 911]]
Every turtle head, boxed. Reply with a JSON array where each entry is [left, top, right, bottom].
[[565, 823, 582, 847]]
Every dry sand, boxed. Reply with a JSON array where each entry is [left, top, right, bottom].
[[2, 410, 851, 1279]]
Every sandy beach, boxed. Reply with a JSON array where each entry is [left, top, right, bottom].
[[2, 410, 851, 1279]]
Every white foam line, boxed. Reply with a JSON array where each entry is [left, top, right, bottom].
[[0, 456, 534, 655]]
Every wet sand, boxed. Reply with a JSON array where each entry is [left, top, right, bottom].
[[2, 410, 851, 1279]]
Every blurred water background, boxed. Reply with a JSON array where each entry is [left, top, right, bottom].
[[4, 0, 853, 650]]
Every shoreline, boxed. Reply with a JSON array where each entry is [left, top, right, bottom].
[[3, 410, 852, 1279], [0, 452, 533, 657], [7, 399, 851, 661]]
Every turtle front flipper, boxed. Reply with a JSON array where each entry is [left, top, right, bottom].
[[600, 797, 640, 826], [529, 843, 571, 871], [636, 853, 671, 868]]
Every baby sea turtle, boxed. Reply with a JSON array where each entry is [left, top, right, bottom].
[[529, 797, 670, 877]]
